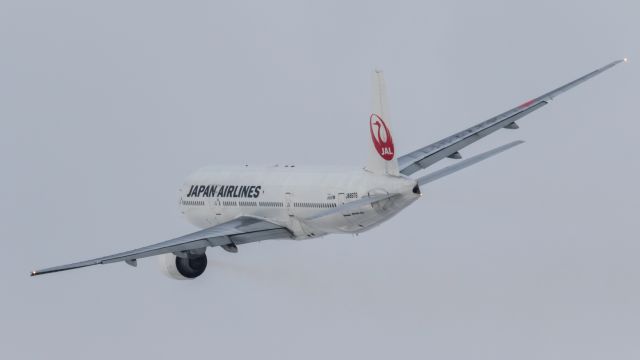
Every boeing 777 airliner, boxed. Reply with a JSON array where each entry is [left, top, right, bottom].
[[32, 59, 627, 279]]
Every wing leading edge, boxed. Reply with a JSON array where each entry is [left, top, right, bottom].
[[398, 59, 626, 176], [30, 217, 292, 276]]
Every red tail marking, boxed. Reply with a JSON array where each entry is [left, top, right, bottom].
[[369, 114, 395, 161]]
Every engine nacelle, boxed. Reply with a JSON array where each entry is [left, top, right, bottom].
[[159, 253, 208, 280]]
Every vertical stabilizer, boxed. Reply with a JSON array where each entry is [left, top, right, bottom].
[[365, 69, 400, 176]]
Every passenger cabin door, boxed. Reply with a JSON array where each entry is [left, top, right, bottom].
[[337, 192, 350, 217], [337, 192, 346, 210], [284, 191, 306, 237], [284, 192, 294, 217], [209, 198, 222, 224]]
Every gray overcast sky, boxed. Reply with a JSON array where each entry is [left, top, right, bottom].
[[1, 1, 638, 359]]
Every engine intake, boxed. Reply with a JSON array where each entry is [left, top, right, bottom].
[[159, 253, 208, 280]]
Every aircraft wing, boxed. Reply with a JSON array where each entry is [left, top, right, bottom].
[[398, 59, 626, 176], [30, 216, 292, 276]]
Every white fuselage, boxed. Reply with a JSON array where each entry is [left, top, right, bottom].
[[178, 165, 421, 239]]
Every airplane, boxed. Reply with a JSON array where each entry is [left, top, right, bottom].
[[31, 58, 627, 279]]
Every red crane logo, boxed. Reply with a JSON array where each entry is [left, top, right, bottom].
[[369, 113, 394, 161]]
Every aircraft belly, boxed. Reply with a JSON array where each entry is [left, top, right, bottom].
[[306, 193, 419, 234]]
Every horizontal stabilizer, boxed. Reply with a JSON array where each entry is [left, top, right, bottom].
[[417, 141, 524, 186]]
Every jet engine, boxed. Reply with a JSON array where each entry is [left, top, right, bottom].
[[159, 253, 208, 280]]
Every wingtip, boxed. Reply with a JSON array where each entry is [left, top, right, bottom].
[[623, 57, 629, 63], [505, 140, 525, 149], [30, 270, 37, 277]]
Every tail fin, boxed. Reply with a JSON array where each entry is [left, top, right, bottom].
[[365, 69, 400, 176]]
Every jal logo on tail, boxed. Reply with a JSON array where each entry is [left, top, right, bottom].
[[369, 113, 395, 161]]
